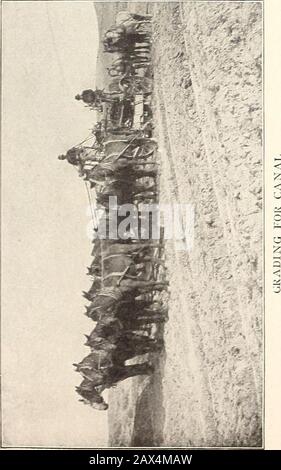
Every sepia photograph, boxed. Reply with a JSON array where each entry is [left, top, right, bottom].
[[2, 0, 264, 449]]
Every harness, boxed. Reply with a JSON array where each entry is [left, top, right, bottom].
[[97, 287, 123, 302]]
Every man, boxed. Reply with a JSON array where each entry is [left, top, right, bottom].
[[58, 147, 80, 166], [58, 147, 103, 170], [75, 88, 121, 107], [75, 89, 97, 106], [92, 121, 105, 146]]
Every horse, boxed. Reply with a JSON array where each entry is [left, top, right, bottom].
[[87, 241, 165, 301], [84, 293, 167, 326], [75, 350, 115, 371], [101, 245, 165, 282], [78, 361, 154, 388], [84, 320, 164, 353], [76, 378, 108, 411], [76, 335, 162, 373], [114, 12, 152, 52], [103, 26, 151, 55], [83, 150, 158, 183], [83, 244, 165, 316], [85, 274, 168, 322], [95, 179, 156, 209]]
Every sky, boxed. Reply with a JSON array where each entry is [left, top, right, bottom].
[[2, 1, 109, 447]]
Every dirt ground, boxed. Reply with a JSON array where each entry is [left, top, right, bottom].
[[105, 1, 262, 447]]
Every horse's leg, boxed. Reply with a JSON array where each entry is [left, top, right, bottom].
[[134, 194, 153, 205], [133, 53, 150, 64], [135, 310, 168, 324], [120, 273, 141, 281], [141, 281, 169, 293], [121, 279, 168, 291], [134, 299, 155, 309], [113, 349, 134, 365], [134, 169, 157, 179], [142, 256, 166, 268], [143, 303, 168, 314], [136, 161, 159, 168], [133, 335, 164, 351], [125, 335, 155, 354], [134, 241, 162, 251], [133, 342, 162, 354], [134, 189, 156, 200], [138, 137, 157, 146], [133, 60, 150, 69], [142, 302, 168, 316], [133, 182, 156, 194], [133, 245, 162, 261], [132, 13, 152, 22]]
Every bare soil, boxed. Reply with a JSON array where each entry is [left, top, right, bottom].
[[94, 1, 263, 447]]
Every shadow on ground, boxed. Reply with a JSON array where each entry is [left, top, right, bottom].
[[131, 324, 166, 447]]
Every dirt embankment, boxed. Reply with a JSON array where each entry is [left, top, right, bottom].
[[152, 1, 262, 447]]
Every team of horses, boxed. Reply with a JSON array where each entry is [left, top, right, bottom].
[[60, 11, 168, 411]]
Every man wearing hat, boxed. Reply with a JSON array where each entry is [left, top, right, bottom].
[[58, 146, 103, 174], [75, 88, 121, 107]]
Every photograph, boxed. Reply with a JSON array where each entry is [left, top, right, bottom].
[[2, 0, 263, 449]]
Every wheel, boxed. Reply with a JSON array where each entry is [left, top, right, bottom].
[[119, 75, 153, 96], [137, 141, 158, 159], [119, 77, 140, 95]]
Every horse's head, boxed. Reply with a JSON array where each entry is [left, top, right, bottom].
[[82, 291, 92, 302], [90, 264, 100, 275], [73, 362, 86, 372], [84, 333, 98, 347], [84, 304, 96, 318], [88, 335, 103, 346], [104, 30, 118, 40], [74, 351, 97, 371], [79, 398, 108, 411], [90, 400, 108, 411], [76, 382, 108, 411], [86, 266, 94, 276]]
